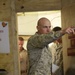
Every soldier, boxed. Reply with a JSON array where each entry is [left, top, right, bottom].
[[49, 26, 63, 75], [27, 17, 75, 75], [18, 37, 29, 75]]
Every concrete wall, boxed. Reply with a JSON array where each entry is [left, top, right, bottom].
[[61, 0, 75, 74]]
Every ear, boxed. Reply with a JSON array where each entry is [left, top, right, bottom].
[[36, 25, 39, 30]]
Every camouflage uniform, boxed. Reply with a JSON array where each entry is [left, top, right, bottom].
[[54, 43, 63, 75], [27, 31, 64, 75], [49, 42, 63, 75], [48, 42, 57, 64], [54, 43, 63, 66]]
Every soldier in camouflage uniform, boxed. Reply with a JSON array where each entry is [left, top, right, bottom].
[[27, 17, 75, 75], [49, 27, 63, 75]]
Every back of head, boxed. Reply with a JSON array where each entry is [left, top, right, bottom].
[[52, 26, 61, 32], [52, 26, 62, 43]]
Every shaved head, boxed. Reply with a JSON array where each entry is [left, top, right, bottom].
[[37, 17, 51, 26], [37, 17, 51, 34]]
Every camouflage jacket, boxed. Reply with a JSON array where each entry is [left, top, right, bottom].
[[27, 31, 64, 75], [49, 42, 63, 66], [54, 43, 63, 66]]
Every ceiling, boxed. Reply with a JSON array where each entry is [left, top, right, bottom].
[[15, 0, 61, 12], [16, 0, 61, 35]]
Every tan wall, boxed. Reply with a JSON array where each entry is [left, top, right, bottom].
[[61, 0, 75, 74], [0, 0, 20, 75]]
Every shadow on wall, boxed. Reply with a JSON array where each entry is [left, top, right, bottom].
[[65, 66, 75, 75], [0, 69, 8, 75]]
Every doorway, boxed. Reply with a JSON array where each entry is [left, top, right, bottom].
[[17, 10, 64, 75], [17, 10, 61, 50]]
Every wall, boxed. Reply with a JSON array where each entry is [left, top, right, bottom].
[[61, 0, 75, 74], [0, 0, 20, 75]]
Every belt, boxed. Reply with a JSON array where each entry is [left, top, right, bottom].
[[21, 70, 26, 74]]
